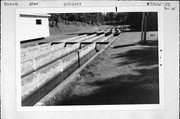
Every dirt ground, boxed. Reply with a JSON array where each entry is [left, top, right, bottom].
[[58, 31, 159, 105]]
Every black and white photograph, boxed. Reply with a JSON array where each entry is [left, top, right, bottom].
[[18, 11, 160, 106], [1, 1, 179, 119]]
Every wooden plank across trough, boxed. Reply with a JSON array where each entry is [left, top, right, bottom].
[[64, 34, 105, 48]]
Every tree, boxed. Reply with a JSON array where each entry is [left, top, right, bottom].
[[147, 12, 158, 31], [125, 12, 143, 31]]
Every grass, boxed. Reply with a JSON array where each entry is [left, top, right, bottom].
[[49, 22, 111, 36], [57, 31, 159, 105]]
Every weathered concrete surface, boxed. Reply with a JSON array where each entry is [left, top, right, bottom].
[[35, 35, 116, 106], [21, 34, 93, 63], [22, 47, 97, 105], [34, 32, 159, 105], [22, 34, 114, 105], [21, 52, 79, 101], [21, 34, 100, 76]]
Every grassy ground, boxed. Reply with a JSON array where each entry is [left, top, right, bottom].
[[48, 23, 112, 42], [50, 22, 109, 36], [57, 31, 159, 105], [48, 23, 110, 42]]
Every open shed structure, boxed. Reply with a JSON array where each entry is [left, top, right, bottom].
[[17, 13, 51, 42]]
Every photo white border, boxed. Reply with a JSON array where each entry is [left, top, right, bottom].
[[15, 6, 164, 111], [1, 0, 179, 119]]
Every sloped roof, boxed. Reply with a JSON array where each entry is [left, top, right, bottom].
[[20, 13, 51, 18]]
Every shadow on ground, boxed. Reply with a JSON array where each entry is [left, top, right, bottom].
[[113, 41, 158, 67], [58, 40, 159, 105]]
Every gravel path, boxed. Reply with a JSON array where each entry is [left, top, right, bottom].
[[58, 31, 159, 105]]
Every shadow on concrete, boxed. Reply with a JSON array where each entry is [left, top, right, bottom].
[[58, 40, 159, 105]]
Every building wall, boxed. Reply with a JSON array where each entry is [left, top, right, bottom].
[[18, 17, 49, 41]]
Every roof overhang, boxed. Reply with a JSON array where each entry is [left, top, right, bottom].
[[20, 13, 51, 18]]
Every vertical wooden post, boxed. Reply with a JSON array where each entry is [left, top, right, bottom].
[[143, 12, 148, 42], [141, 12, 145, 41], [141, 12, 148, 43], [77, 51, 80, 67]]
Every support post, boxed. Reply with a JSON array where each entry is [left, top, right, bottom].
[[141, 12, 148, 43], [141, 12, 145, 41], [143, 12, 148, 42]]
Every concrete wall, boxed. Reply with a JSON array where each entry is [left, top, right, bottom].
[[79, 43, 96, 58], [21, 34, 111, 102], [21, 34, 112, 77], [22, 58, 63, 100], [21, 34, 95, 63], [21, 34, 99, 76], [21, 52, 79, 100], [21, 43, 64, 62]]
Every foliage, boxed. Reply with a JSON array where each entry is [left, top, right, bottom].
[[49, 12, 158, 31]]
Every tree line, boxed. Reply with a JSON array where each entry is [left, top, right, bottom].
[[49, 12, 158, 31]]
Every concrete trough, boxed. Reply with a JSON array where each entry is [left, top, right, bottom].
[[21, 34, 101, 77], [21, 35, 112, 105], [21, 43, 50, 62], [105, 32, 112, 36], [21, 35, 88, 62], [79, 43, 96, 58], [21, 43, 79, 77], [22, 48, 97, 106], [34, 35, 116, 106], [22, 52, 79, 102], [21, 59, 63, 100], [21, 59, 34, 77], [87, 32, 96, 35], [21, 46, 39, 62], [21, 35, 94, 76], [22, 61, 80, 106], [96, 32, 104, 36], [54, 34, 87, 43]]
